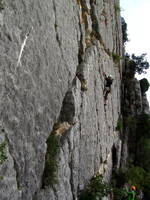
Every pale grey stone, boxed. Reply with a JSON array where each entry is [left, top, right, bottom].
[[1, 0, 146, 200]]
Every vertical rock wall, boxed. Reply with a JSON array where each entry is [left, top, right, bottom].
[[0, 0, 123, 200]]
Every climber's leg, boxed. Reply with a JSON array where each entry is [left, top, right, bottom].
[[104, 88, 110, 106]]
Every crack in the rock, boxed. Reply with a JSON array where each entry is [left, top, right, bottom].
[[41, 76, 77, 189], [93, 75, 101, 171], [89, 0, 111, 57], [52, 0, 68, 70]]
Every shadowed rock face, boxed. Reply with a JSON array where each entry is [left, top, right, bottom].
[[0, 0, 124, 200]]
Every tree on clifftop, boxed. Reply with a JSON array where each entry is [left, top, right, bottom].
[[125, 53, 149, 77], [131, 53, 149, 74], [121, 17, 128, 44]]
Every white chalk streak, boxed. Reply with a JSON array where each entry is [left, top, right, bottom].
[[17, 27, 33, 67], [17, 34, 29, 66]]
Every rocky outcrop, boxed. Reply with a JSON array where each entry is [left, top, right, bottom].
[[0, 0, 125, 200], [121, 60, 150, 168]]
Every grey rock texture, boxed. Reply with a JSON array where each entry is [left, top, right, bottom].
[[121, 74, 150, 167], [0, 0, 124, 200]]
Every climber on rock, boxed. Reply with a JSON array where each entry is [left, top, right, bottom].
[[103, 72, 113, 105], [126, 186, 137, 200]]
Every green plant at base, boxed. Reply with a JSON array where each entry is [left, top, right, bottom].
[[136, 113, 150, 138], [0, 140, 7, 164], [111, 167, 148, 200], [125, 166, 146, 190], [113, 187, 127, 200], [42, 133, 60, 187], [79, 174, 112, 200]]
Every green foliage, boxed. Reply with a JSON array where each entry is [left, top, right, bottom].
[[125, 166, 146, 189], [113, 113, 150, 199], [136, 138, 150, 171], [125, 116, 137, 127], [140, 78, 150, 94], [112, 169, 127, 188], [0, 140, 7, 164], [112, 53, 121, 63], [143, 171, 150, 199], [112, 167, 150, 199], [136, 113, 150, 138], [114, 3, 121, 13], [123, 166, 150, 198], [121, 17, 128, 44], [126, 113, 150, 199], [79, 174, 112, 200], [125, 53, 149, 77], [131, 53, 149, 75], [113, 187, 127, 200], [42, 133, 60, 187], [116, 116, 123, 131]]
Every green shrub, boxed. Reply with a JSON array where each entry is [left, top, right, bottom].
[[121, 17, 128, 44], [140, 78, 150, 94], [112, 166, 150, 199], [131, 53, 149, 75], [112, 169, 127, 188], [125, 53, 149, 77], [126, 166, 146, 188], [116, 116, 123, 131], [79, 174, 112, 200], [0, 140, 7, 164], [143, 171, 150, 199], [112, 53, 121, 63], [42, 133, 60, 187], [136, 113, 150, 138], [113, 187, 127, 200], [114, 3, 121, 13], [136, 138, 150, 171]]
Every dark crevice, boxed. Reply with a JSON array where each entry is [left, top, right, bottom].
[[52, 0, 68, 69], [41, 129, 60, 188], [89, 0, 111, 56], [114, 1, 121, 56], [52, 0, 61, 48], [93, 76, 101, 172], [76, 20, 87, 91], [59, 90, 75, 125], [78, 34, 84, 65], [77, 8, 84, 65], [112, 145, 118, 170], [41, 82, 76, 188]]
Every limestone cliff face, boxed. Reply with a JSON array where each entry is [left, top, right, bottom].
[[0, 0, 123, 200]]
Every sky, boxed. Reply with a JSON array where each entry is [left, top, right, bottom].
[[120, 0, 150, 103]]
